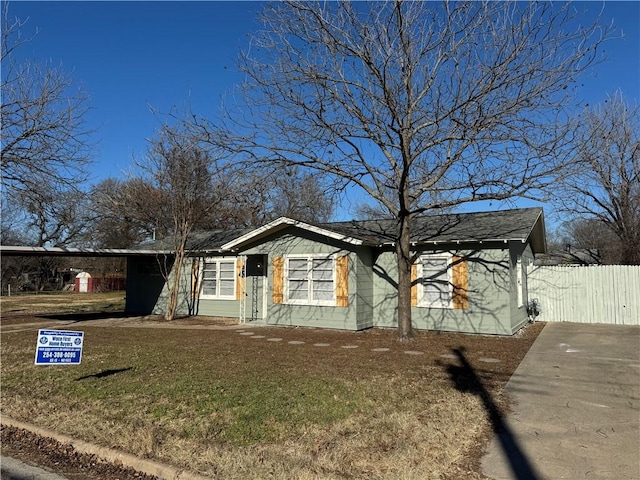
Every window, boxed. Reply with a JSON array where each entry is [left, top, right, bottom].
[[285, 255, 335, 305], [418, 254, 453, 308], [517, 256, 531, 308], [200, 258, 236, 299]]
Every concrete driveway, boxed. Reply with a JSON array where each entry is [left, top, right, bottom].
[[482, 322, 640, 480]]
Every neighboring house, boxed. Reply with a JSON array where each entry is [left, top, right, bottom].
[[534, 247, 601, 266], [127, 207, 547, 335]]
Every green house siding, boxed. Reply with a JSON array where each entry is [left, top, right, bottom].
[[151, 258, 192, 316], [195, 298, 241, 318], [372, 248, 513, 335], [508, 242, 535, 333], [125, 256, 170, 315], [237, 228, 372, 330], [129, 224, 538, 335], [143, 256, 241, 318], [355, 249, 374, 330]]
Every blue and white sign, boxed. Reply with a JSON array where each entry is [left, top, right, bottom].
[[35, 329, 84, 365]]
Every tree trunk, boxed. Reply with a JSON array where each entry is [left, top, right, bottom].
[[396, 213, 413, 342], [164, 249, 185, 321], [164, 250, 184, 322]]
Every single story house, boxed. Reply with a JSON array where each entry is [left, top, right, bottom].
[[126, 207, 546, 335]]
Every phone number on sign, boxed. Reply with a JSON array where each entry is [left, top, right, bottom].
[[40, 351, 77, 359]]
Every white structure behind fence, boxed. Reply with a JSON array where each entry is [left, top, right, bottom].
[[527, 265, 640, 325]]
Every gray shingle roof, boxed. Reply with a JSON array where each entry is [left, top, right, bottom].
[[144, 207, 546, 254], [323, 207, 544, 246]]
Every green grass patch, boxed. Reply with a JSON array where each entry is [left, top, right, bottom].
[[1, 327, 359, 446]]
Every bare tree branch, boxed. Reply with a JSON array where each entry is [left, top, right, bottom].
[[193, 0, 613, 339], [1, 4, 94, 246], [553, 91, 640, 264]]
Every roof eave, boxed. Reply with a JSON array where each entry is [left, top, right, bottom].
[[0, 246, 175, 257], [527, 209, 548, 255]]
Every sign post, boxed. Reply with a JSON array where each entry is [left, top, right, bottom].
[[35, 329, 84, 365]]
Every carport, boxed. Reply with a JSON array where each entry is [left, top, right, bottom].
[[0, 245, 173, 314]]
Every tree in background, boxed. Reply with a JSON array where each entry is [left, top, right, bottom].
[[89, 165, 335, 252], [550, 217, 615, 265], [1, 3, 93, 245], [16, 186, 92, 247], [88, 178, 169, 249], [553, 92, 639, 265], [204, 0, 611, 340], [217, 166, 335, 227]]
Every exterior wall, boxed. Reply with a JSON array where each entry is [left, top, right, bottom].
[[129, 232, 533, 335], [151, 257, 192, 316], [125, 256, 170, 315], [508, 242, 535, 333], [195, 295, 241, 318], [192, 256, 266, 321], [372, 247, 513, 335], [355, 248, 374, 330], [239, 228, 371, 330]]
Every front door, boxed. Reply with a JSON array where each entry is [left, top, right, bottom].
[[245, 255, 267, 322]]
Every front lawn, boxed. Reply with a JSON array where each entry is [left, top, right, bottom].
[[1, 318, 542, 479]]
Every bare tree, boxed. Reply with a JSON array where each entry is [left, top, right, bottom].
[[85, 179, 148, 248], [1, 3, 93, 241], [17, 186, 92, 247], [87, 178, 173, 248], [553, 92, 639, 264], [554, 217, 617, 264], [134, 124, 227, 321], [270, 167, 335, 223], [222, 166, 334, 226], [209, 0, 611, 340]]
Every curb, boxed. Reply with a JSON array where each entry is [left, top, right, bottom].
[[1, 416, 211, 480]]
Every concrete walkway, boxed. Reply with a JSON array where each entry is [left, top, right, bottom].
[[482, 322, 640, 480]]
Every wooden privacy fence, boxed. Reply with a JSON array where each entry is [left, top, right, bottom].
[[527, 265, 640, 325]]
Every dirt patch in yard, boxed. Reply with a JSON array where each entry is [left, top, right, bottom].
[[1, 425, 158, 480]]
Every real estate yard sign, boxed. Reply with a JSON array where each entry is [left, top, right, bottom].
[[35, 329, 84, 365]]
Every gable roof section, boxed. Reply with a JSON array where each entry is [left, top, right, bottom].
[[221, 217, 365, 251]]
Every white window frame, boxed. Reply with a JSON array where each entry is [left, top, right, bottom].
[[283, 254, 336, 306], [417, 253, 453, 309], [199, 257, 237, 300], [516, 256, 524, 308]]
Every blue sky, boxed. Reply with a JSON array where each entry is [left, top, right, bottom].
[[7, 1, 263, 180], [5, 1, 640, 221]]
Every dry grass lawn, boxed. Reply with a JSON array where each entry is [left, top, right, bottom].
[[1, 294, 543, 479], [0, 291, 126, 318]]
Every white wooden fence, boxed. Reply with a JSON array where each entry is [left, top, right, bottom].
[[527, 265, 640, 325]]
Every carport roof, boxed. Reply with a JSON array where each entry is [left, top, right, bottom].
[[0, 246, 174, 257]]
